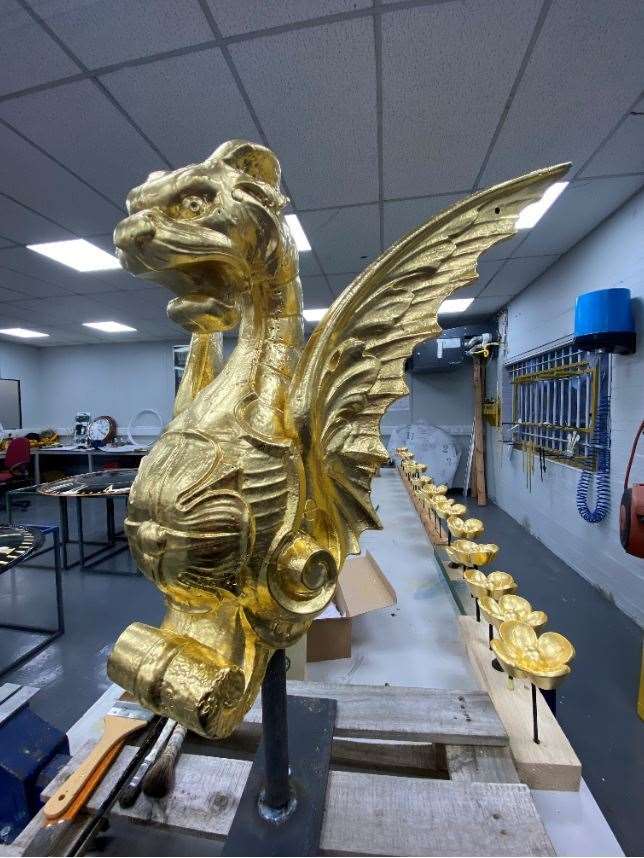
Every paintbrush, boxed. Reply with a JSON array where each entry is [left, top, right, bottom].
[[141, 722, 188, 798], [118, 717, 176, 807], [43, 699, 155, 820]]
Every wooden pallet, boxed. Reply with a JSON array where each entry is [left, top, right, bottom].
[[459, 616, 582, 792], [11, 681, 556, 856]]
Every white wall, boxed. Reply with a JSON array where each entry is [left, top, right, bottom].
[[487, 187, 644, 627], [411, 363, 474, 487], [0, 340, 42, 427], [37, 341, 178, 431]]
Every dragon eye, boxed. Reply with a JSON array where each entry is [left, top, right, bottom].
[[181, 195, 206, 216]]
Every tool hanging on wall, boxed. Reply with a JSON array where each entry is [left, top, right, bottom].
[[576, 355, 611, 523], [523, 440, 535, 491]]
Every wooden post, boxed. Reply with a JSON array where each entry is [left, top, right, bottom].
[[473, 357, 487, 505]]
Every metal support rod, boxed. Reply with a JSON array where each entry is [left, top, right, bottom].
[[475, 599, 480, 623], [532, 683, 540, 744], [261, 648, 291, 810]]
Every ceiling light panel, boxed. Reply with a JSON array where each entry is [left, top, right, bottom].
[[83, 321, 137, 333], [27, 239, 121, 271], [438, 298, 474, 313], [0, 327, 49, 338], [516, 182, 569, 229], [285, 214, 312, 251], [303, 308, 328, 322]]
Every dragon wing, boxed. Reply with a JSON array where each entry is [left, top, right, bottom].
[[287, 164, 570, 566]]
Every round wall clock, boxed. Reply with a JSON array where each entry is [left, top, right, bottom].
[[87, 415, 117, 448]]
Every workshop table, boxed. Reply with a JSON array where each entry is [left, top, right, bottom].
[[6, 470, 138, 575], [0, 524, 64, 679]]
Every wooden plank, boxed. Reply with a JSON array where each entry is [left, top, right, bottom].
[[445, 744, 520, 783], [85, 748, 554, 856], [196, 724, 444, 775], [473, 356, 487, 505], [459, 616, 581, 791], [0, 685, 39, 727], [244, 680, 507, 746]]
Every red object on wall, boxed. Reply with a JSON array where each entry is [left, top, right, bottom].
[[620, 420, 644, 558]]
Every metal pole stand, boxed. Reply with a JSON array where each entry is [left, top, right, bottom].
[[223, 649, 337, 856]]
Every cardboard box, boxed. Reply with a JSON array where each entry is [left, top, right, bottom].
[[306, 550, 396, 662]]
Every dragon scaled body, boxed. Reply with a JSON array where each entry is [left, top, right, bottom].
[[109, 140, 569, 737]]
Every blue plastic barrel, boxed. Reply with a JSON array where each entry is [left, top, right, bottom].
[[573, 288, 635, 354]]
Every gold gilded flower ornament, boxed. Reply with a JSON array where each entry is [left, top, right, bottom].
[[491, 621, 574, 690], [424, 483, 448, 497], [478, 595, 547, 630], [448, 541, 500, 570], [462, 567, 515, 599], [447, 516, 484, 540], [107, 137, 569, 738], [433, 499, 467, 519]]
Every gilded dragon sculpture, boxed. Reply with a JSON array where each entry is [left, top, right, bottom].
[[108, 139, 569, 738]]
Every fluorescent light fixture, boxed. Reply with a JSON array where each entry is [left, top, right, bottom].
[[0, 327, 49, 338], [438, 298, 474, 314], [303, 307, 328, 322], [27, 239, 121, 271], [83, 321, 137, 333], [516, 181, 569, 229], [285, 214, 311, 251]]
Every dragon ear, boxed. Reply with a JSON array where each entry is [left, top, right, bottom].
[[209, 140, 281, 189]]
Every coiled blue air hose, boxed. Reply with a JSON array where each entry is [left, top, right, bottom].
[[576, 359, 610, 523]]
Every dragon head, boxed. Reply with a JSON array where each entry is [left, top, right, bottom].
[[113, 140, 296, 332]]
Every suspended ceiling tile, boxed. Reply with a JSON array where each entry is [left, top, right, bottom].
[[93, 287, 171, 324], [455, 295, 507, 316], [516, 176, 644, 256], [0, 267, 70, 298], [300, 275, 334, 308], [29, 0, 211, 68], [0, 285, 26, 302], [581, 99, 644, 178], [86, 269, 153, 294], [230, 19, 378, 209], [383, 194, 465, 246], [327, 273, 352, 298], [101, 49, 261, 168], [299, 204, 380, 274], [381, 0, 541, 198], [0, 124, 122, 234], [0, 194, 74, 245], [298, 251, 322, 277], [481, 0, 644, 184], [207, 0, 371, 36], [481, 256, 559, 298], [0, 80, 166, 204], [0, 0, 79, 96], [5, 294, 110, 326]]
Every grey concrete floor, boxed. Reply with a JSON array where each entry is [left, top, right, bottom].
[[0, 478, 641, 854], [456, 490, 643, 857]]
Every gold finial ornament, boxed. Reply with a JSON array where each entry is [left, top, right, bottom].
[[447, 540, 500, 569], [462, 568, 516, 599], [108, 139, 569, 738], [491, 621, 574, 690], [478, 595, 547, 630], [447, 516, 484, 540]]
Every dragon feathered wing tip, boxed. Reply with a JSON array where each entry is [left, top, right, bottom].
[[289, 163, 572, 563]]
